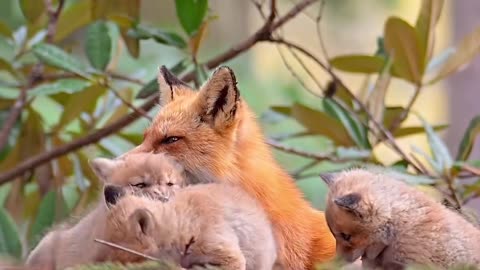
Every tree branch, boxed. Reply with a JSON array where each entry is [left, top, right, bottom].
[[267, 139, 348, 162], [44, 0, 65, 42], [0, 0, 317, 184]]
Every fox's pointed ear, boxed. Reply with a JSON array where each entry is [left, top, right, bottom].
[[334, 193, 363, 218], [89, 158, 118, 182], [319, 173, 337, 187], [157, 65, 193, 106], [196, 66, 240, 129]]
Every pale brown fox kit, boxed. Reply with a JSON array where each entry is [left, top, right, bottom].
[[25, 153, 185, 269], [90, 152, 186, 202], [25, 202, 111, 270], [321, 169, 480, 269], [101, 183, 278, 270]]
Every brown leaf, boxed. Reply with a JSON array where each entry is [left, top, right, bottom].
[[415, 0, 445, 65], [384, 17, 423, 84]]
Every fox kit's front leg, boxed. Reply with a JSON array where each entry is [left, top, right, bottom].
[[181, 236, 246, 270]]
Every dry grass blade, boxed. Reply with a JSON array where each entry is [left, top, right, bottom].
[[94, 239, 162, 262]]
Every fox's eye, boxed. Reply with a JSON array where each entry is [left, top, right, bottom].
[[167, 182, 174, 187], [340, 233, 351, 242], [161, 136, 182, 145], [131, 183, 148, 188]]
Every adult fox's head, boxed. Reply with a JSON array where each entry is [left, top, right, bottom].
[[122, 66, 247, 182]]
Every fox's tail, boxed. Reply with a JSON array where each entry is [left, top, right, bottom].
[[307, 209, 337, 269]]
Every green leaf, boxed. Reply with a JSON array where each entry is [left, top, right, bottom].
[[429, 26, 480, 84], [0, 20, 12, 39], [420, 116, 453, 172], [271, 103, 355, 146], [32, 43, 90, 79], [136, 59, 190, 99], [0, 58, 18, 78], [456, 116, 480, 161], [175, 0, 208, 36], [0, 208, 22, 258], [394, 124, 448, 138], [128, 25, 187, 49], [195, 63, 208, 86], [55, 84, 107, 130], [29, 79, 91, 97], [85, 21, 112, 71], [415, 0, 444, 65], [384, 17, 423, 84], [55, 0, 93, 42], [323, 99, 370, 149], [20, 0, 45, 23], [330, 55, 385, 74]]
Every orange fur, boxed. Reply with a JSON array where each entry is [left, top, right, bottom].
[[120, 66, 336, 269]]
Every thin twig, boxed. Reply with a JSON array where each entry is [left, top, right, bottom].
[[389, 84, 422, 132], [267, 138, 347, 162], [462, 164, 480, 176], [291, 160, 321, 178], [315, 0, 330, 66], [0, 0, 317, 184], [107, 84, 152, 121], [276, 45, 322, 98], [445, 175, 462, 209], [44, 0, 65, 42], [268, 37, 425, 174], [0, 87, 27, 152], [94, 239, 162, 262]]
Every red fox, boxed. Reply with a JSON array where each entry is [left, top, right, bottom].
[[101, 183, 278, 270], [321, 169, 480, 269], [119, 66, 336, 269]]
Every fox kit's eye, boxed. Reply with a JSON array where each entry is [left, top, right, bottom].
[[340, 232, 351, 242], [161, 136, 182, 145], [167, 182, 174, 187], [131, 183, 148, 188]]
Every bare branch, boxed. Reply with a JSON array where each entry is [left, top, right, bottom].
[[94, 239, 162, 262], [267, 139, 347, 162], [0, 0, 316, 184], [44, 0, 65, 42], [107, 84, 152, 121]]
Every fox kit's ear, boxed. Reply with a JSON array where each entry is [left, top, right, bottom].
[[89, 158, 118, 182], [103, 185, 126, 208], [319, 173, 337, 186], [196, 66, 240, 129], [157, 65, 192, 106], [334, 193, 363, 218], [130, 208, 155, 237]]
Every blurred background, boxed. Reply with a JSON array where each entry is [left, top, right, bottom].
[[0, 0, 479, 262]]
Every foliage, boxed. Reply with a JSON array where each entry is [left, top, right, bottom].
[[0, 0, 479, 269]]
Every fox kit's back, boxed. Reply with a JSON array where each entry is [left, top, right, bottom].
[[321, 169, 480, 269]]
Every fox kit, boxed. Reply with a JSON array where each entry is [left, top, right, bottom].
[[25, 202, 111, 270], [321, 169, 480, 269], [119, 66, 336, 269], [101, 183, 278, 270], [90, 152, 186, 202]]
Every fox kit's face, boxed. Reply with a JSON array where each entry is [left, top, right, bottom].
[[320, 171, 393, 264], [120, 66, 241, 181], [101, 186, 184, 265], [90, 152, 185, 202]]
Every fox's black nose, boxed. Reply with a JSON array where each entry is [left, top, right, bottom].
[[104, 185, 125, 206]]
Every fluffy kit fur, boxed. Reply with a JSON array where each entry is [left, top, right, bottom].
[[321, 169, 480, 269], [25, 203, 111, 270], [120, 65, 336, 269], [90, 152, 186, 202], [102, 183, 278, 270]]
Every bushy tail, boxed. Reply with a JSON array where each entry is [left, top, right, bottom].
[[307, 210, 336, 269]]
